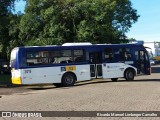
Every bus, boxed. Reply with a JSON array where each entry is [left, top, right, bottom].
[[10, 43, 151, 87]]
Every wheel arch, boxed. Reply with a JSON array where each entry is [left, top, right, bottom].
[[61, 71, 77, 82], [124, 67, 136, 77]]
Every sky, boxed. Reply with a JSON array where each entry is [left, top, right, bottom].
[[14, 0, 160, 42], [14, 0, 26, 13], [126, 0, 160, 42]]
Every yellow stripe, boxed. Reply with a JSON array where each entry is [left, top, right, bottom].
[[12, 77, 22, 84], [66, 66, 76, 71]]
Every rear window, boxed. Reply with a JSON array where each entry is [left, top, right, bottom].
[[10, 48, 18, 68], [11, 49, 18, 61]]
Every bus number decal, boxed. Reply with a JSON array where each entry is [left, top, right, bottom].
[[24, 70, 31, 74]]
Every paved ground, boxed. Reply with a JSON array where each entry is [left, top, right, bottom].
[[0, 65, 160, 120]]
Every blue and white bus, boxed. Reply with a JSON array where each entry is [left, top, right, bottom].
[[10, 43, 151, 87]]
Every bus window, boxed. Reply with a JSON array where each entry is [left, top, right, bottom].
[[105, 48, 114, 61], [117, 48, 132, 61], [89, 52, 102, 64], [125, 48, 132, 61], [50, 50, 72, 64], [60, 50, 72, 63], [26, 51, 49, 66], [74, 50, 85, 63]]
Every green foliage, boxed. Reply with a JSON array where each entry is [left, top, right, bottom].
[[0, 74, 11, 84], [7, 13, 23, 57], [19, 0, 139, 45], [0, 0, 15, 59], [127, 38, 136, 42], [0, 0, 139, 59], [0, 0, 14, 16]]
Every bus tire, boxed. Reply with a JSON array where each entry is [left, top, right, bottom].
[[62, 73, 76, 87], [124, 69, 134, 81], [111, 78, 118, 82], [53, 83, 62, 87]]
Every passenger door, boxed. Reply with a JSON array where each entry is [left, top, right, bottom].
[[135, 50, 150, 75], [89, 51, 103, 78]]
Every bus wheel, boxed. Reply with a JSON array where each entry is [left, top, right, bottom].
[[125, 69, 134, 81], [111, 78, 118, 82], [53, 83, 62, 87], [62, 73, 76, 87]]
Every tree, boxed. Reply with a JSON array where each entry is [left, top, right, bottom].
[[127, 38, 136, 43], [0, 0, 14, 16], [0, 0, 24, 58], [20, 0, 139, 45], [0, 0, 15, 58], [7, 13, 23, 57]]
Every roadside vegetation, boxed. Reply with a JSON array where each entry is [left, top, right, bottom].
[[0, 74, 11, 85], [0, 0, 139, 60]]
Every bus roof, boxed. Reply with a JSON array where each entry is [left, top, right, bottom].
[[62, 42, 92, 46], [14, 43, 144, 51]]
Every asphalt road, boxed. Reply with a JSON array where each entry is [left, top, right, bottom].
[[0, 64, 160, 119]]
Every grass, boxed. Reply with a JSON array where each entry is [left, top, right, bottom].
[[0, 74, 12, 84]]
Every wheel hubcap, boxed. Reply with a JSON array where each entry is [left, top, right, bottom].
[[65, 76, 73, 84], [128, 71, 133, 78]]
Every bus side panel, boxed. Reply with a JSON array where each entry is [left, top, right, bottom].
[[21, 67, 62, 84], [102, 63, 137, 79], [102, 63, 125, 78], [73, 65, 90, 81], [21, 64, 90, 84]]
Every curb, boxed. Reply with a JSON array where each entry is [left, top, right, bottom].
[[0, 84, 15, 88]]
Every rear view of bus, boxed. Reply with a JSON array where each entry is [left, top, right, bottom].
[[10, 48, 22, 84]]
